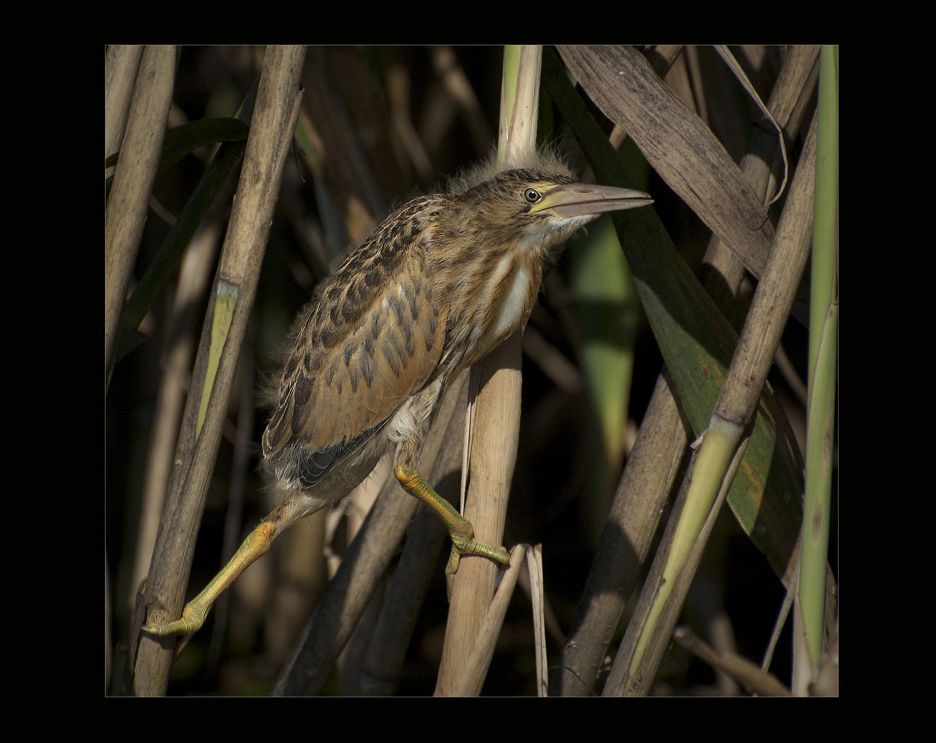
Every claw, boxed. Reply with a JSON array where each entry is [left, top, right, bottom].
[[142, 604, 206, 639], [444, 534, 510, 599]]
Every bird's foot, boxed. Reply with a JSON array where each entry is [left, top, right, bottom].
[[449, 530, 510, 567], [445, 528, 510, 596], [142, 603, 207, 639]]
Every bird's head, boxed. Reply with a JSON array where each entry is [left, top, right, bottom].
[[450, 158, 652, 257]]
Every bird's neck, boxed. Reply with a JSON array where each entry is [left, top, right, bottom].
[[428, 212, 548, 375]]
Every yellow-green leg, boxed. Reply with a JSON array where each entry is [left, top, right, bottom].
[[142, 520, 278, 639], [394, 466, 510, 586]]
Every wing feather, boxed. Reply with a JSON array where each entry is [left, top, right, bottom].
[[262, 196, 446, 486]]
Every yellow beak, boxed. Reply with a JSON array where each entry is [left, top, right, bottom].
[[532, 182, 653, 219]]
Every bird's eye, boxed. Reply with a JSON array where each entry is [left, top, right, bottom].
[[523, 187, 542, 204]]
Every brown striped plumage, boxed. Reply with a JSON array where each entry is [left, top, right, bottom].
[[144, 153, 652, 641]]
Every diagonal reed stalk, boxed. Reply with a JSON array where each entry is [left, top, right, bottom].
[[548, 47, 837, 696], [122, 45, 306, 696], [604, 111, 818, 695]]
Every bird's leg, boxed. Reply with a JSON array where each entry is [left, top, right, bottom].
[[394, 466, 510, 591], [142, 507, 285, 640]]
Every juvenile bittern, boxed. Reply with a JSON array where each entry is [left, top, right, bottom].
[[144, 151, 651, 640]]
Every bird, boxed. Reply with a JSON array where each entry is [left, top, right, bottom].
[[143, 150, 652, 641]]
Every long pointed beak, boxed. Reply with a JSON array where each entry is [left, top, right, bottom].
[[532, 182, 653, 219]]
